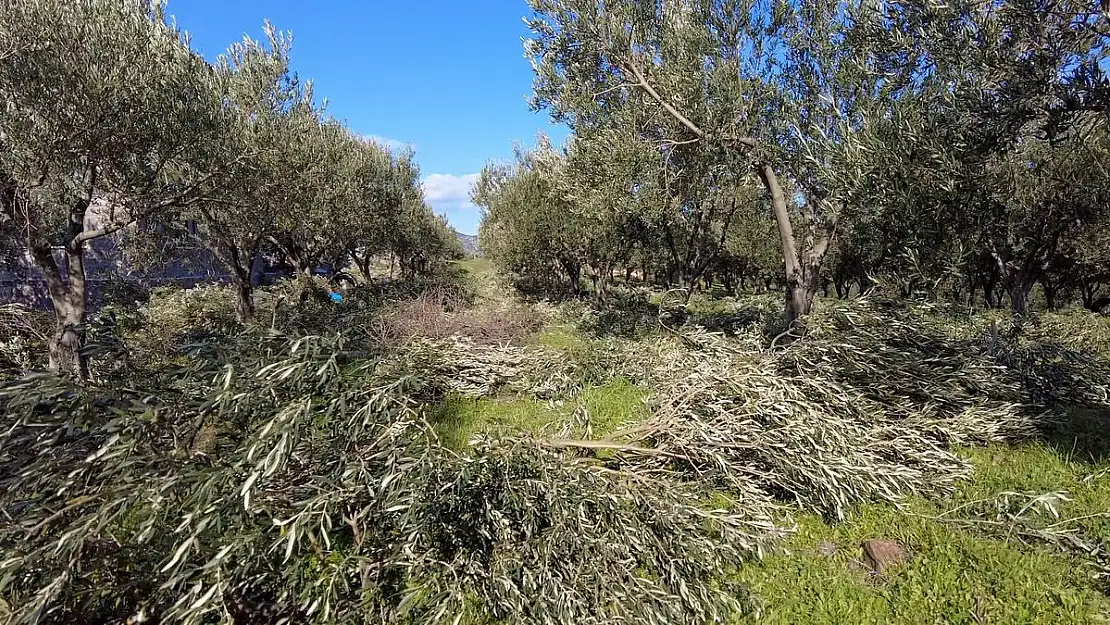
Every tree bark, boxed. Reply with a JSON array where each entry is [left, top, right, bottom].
[[1042, 282, 1057, 311], [232, 265, 254, 323], [757, 163, 809, 326], [1009, 280, 1034, 315], [39, 254, 88, 379], [207, 237, 261, 323], [834, 262, 849, 298], [352, 249, 373, 281], [1081, 281, 1095, 309], [31, 202, 92, 380], [594, 263, 613, 304], [557, 256, 582, 294]]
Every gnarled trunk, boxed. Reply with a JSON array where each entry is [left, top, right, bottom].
[[32, 236, 89, 381], [557, 256, 582, 294], [1009, 282, 1032, 315], [223, 240, 261, 323], [1088, 296, 1110, 315], [50, 298, 87, 379], [1041, 281, 1057, 311], [233, 269, 254, 323], [785, 272, 809, 323], [989, 241, 1051, 316], [351, 248, 373, 281]]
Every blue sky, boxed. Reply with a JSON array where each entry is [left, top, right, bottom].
[[167, 0, 568, 235]]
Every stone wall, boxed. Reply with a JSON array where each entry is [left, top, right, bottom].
[[1, 228, 238, 310]]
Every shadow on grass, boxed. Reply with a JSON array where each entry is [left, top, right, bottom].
[[689, 307, 766, 334], [990, 336, 1110, 464], [576, 290, 785, 340], [686, 295, 784, 338], [581, 292, 661, 338], [784, 302, 1110, 465], [1039, 407, 1110, 465]]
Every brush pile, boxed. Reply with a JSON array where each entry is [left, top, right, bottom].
[[611, 331, 978, 520], [0, 335, 777, 625], [789, 298, 1110, 423], [1, 295, 1108, 623], [0, 304, 49, 377]]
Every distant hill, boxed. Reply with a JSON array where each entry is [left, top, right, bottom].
[[456, 232, 480, 256]]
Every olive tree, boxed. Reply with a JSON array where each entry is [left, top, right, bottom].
[[528, 0, 761, 299], [270, 121, 399, 280], [342, 138, 405, 278], [855, 0, 1110, 313], [526, 0, 886, 325], [0, 0, 226, 377], [475, 140, 586, 293], [389, 153, 463, 278], [187, 24, 314, 322]]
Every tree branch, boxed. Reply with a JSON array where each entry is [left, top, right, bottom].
[[30, 244, 68, 307], [618, 57, 707, 140], [757, 162, 801, 278], [72, 155, 246, 246], [615, 55, 761, 153]]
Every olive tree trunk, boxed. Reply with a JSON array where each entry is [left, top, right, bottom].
[[989, 244, 1041, 316], [232, 266, 255, 323], [30, 203, 92, 380], [757, 163, 833, 329], [201, 234, 263, 324]]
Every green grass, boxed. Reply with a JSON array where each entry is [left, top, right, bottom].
[[453, 257, 493, 278], [736, 438, 1110, 624], [736, 504, 1107, 624], [431, 377, 650, 449], [451, 257, 504, 305], [956, 441, 1110, 554], [529, 324, 589, 352]]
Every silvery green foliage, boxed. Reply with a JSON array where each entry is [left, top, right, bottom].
[[0, 0, 232, 374], [0, 0, 226, 247], [504, 0, 1110, 312], [4, 296, 1108, 622], [832, 0, 1110, 308], [0, 335, 774, 624], [521, 0, 780, 292]]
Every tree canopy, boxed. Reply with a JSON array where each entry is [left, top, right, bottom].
[[0, 0, 460, 375], [473, 0, 1110, 324]]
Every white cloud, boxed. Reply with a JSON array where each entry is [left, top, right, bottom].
[[422, 173, 481, 235], [358, 134, 412, 152], [422, 173, 479, 203]]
